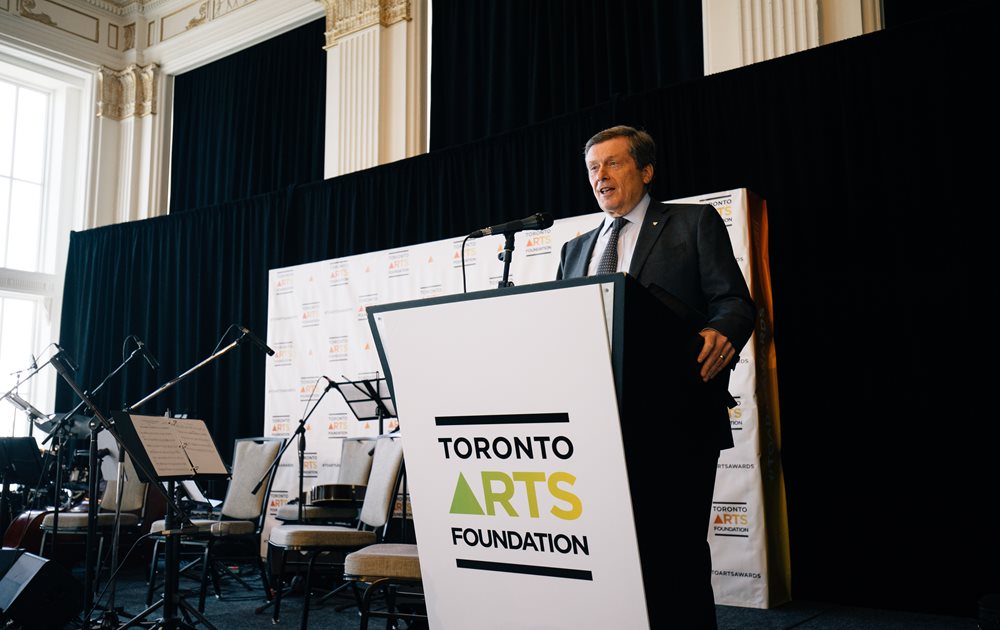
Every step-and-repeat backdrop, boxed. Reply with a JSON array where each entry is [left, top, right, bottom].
[[263, 189, 789, 608]]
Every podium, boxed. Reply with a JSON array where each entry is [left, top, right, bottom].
[[368, 273, 727, 629]]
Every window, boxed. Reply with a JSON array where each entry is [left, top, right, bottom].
[[0, 41, 91, 439]]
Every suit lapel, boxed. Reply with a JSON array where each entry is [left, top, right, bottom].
[[569, 224, 601, 278], [629, 200, 671, 277]]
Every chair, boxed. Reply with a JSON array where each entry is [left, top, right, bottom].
[[274, 436, 374, 525], [39, 452, 149, 580], [145, 436, 282, 613], [342, 460, 424, 630], [266, 434, 403, 630]]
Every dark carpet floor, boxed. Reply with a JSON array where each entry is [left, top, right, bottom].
[[5, 547, 982, 630], [51, 564, 980, 630]]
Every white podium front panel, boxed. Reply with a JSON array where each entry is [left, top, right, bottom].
[[371, 282, 650, 629]]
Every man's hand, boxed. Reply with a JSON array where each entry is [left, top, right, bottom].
[[697, 328, 734, 382]]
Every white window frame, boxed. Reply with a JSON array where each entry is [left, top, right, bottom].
[[0, 36, 94, 438]]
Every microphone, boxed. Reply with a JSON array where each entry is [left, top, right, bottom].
[[468, 212, 554, 238], [134, 337, 160, 370], [239, 325, 275, 356]]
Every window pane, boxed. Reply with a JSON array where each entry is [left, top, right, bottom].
[[11, 87, 48, 184], [0, 295, 42, 438], [0, 80, 13, 177], [6, 180, 42, 271], [0, 177, 8, 265]]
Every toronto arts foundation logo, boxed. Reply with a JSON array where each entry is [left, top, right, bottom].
[[388, 250, 410, 278], [433, 414, 595, 581], [272, 341, 294, 367], [301, 301, 321, 327], [275, 270, 295, 296], [524, 229, 553, 257], [453, 239, 477, 268], [700, 193, 735, 227], [711, 501, 751, 538], [328, 335, 348, 362], [329, 261, 349, 287]]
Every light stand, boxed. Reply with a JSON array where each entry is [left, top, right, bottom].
[[119, 326, 273, 630]]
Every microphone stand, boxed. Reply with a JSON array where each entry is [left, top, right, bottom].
[[253, 378, 334, 523], [48, 352, 187, 630], [250, 378, 334, 615], [122, 328, 269, 630], [498, 231, 517, 288], [41, 347, 143, 564]]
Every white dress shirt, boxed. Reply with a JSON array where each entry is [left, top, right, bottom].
[[587, 193, 651, 277]]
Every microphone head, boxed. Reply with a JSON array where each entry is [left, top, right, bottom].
[[533, 212, 554, 230]]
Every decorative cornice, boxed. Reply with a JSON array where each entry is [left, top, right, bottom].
[[20, 0, 57, 26], [74, 0, 175, 17], [317, 0, 410, 49], [97, 63, 158, 120]]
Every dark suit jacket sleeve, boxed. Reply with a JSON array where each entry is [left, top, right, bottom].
[[693, 205, 756, 352]]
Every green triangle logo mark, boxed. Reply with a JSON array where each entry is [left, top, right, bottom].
[[449, 472, 484, 515]]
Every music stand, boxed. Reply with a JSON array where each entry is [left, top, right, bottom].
[[0, 438, 43, 535], [332, 377, 397, 435], [113, 412, 229, 630]]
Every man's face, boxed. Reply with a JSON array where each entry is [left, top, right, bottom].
[[585, 137, 653, 218]]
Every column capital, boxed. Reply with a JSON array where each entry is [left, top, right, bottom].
[[97, 63, 159, 120], [316, 0, 411, 48]]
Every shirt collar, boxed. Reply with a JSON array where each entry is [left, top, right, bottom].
[[602, 193, 651, 234]]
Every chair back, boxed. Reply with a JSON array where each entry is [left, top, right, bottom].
[[359, 435, 404, 530], [337, 437, 375, 485], [219, 437, 282, 524], [101, 454, 147, 513]]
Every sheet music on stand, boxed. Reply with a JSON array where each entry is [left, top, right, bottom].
[[112, 412, 229, 482]]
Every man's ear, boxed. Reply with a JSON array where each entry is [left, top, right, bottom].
[[642, 164, 654, 185]]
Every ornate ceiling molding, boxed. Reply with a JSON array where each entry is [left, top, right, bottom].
[[317, 0, 409, 48], [97, 63, 158, 120]]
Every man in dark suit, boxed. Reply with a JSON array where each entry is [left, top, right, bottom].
[[557, 125, 755, 628]]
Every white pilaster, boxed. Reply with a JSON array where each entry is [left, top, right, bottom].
[[703, 0, 882, 75], [320, 0, 427, 179]]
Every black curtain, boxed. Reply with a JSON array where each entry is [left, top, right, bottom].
[[56, 192, 284, 466], [429, 0, 703, 150], [59, 1, 997, 617], [169, 19, 326, 212]]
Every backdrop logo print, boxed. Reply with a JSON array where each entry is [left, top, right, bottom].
[[327, 412, 350, 436], [524, 230, 553, 257], [269, 490, 289, 513], [711, 502, 751, 538], [299, 377, 326, 402], [275, 270, 294, 295], [269, 414, 291, 436], [303, 452, 318, 478], [328, 335, 348, 362], [454, 240, 477, 268], [329, 262, 349, 286], [388, 250, 410, 278], [301, 302, 321, 327], [272, 341, 294, 367], [728, 395, 744, 431], [357, 293, 378, 321], [701, 193, 735, 226]]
